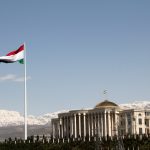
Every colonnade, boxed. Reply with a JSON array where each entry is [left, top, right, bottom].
[[52, 110, 118, 139]]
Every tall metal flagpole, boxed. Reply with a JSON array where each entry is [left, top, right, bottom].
[[24, 43, 27, 140]]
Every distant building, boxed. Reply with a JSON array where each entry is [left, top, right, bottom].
[[51, 100, 150, 139]]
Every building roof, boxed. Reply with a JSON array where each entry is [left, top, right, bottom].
[[95, 100, 118, 109]]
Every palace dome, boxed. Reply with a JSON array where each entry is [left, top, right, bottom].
[[95, 100, 118, 109]]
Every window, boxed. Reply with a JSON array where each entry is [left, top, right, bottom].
[[145, 119, 149, 127], [128, 120, 131, 125], [127, 113, 131, 125], [147, 129, 149, 134], [145, 112, 150, 116], [139, 128, 142, 134], [127, 113, 131, 118], [138, 118, 142, 125], [121, 121, 123, 126]]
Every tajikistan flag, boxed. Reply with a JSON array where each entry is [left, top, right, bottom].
[[0, 44, 24, 64]]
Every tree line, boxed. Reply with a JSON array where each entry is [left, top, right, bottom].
[[0, 134, 149, 150]]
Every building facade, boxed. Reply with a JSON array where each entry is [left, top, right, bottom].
[[119, 109, 150, 135], [51, 100, 150, 139]]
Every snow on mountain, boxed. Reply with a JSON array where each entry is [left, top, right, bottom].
[[0, 110, 68, 127], [119, 101, 150, 110], [0, 110, 23, 127]]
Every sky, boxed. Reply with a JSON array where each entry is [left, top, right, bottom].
[[0, 0, 150, 116]]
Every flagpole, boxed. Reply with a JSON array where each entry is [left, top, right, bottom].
[[24, 42, 27, 140]]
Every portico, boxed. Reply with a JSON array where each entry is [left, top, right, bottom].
[[51, 100, 120, 138]]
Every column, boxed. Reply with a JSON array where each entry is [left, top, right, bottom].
[[111, 113, 114, 136], [142, 117, 145, 134], [91, 113, 94, 136], [53, 122, 55, 138], [70, 116, 73, 137], [74, 114, 77, 138], [57, 122, 59, 138], [70, 116, 72, 137], [60, 118, 64, 138], [66, 116, 69, 138], [64, 117, 66, 137], [104, 111, 107, 137], [125, 113, 128, 134], [59, 122, 61, 138], [108, 111, 111, 136], [135, 117, 137, 134], [52, 122, 54, 137], [94, 114, 97, 135], [115, 112, 118, 135], [88, 114, 91, 137], [78, 113, 81, 137], [62, 118, 64, 138], [132, 117, 135, 134], [71, 116, 74, 136], [110, 113, 112, 136], [101, 113, 103, 137], [83, 113, 86, 137], [98, 113, 100, 137]]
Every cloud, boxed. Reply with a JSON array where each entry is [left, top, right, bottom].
[[14, 76, 31, 82], [0, 74, 31, 82], [0, 74, 16, 81]]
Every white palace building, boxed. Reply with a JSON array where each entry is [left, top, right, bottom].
[[51, 100, 150, 139]]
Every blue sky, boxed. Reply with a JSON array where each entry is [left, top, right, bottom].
[[0, 0, 150, 115]]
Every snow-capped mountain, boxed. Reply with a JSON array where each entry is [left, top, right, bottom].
[[0, 101, 150, 127], [0, 110, 68, 127], [0, 109, 69, 140], [119, 101, 150, 110]]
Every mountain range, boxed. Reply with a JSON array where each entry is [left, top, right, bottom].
[[0, 101, 149, 140], [119, 100, 150, 110], [0, 110, 68, 140], [0, 109, 68, 127]]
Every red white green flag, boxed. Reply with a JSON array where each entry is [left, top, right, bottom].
[[0, 44, 24, 64]]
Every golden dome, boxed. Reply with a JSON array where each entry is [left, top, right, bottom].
[[95, 100, 118, 109]]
